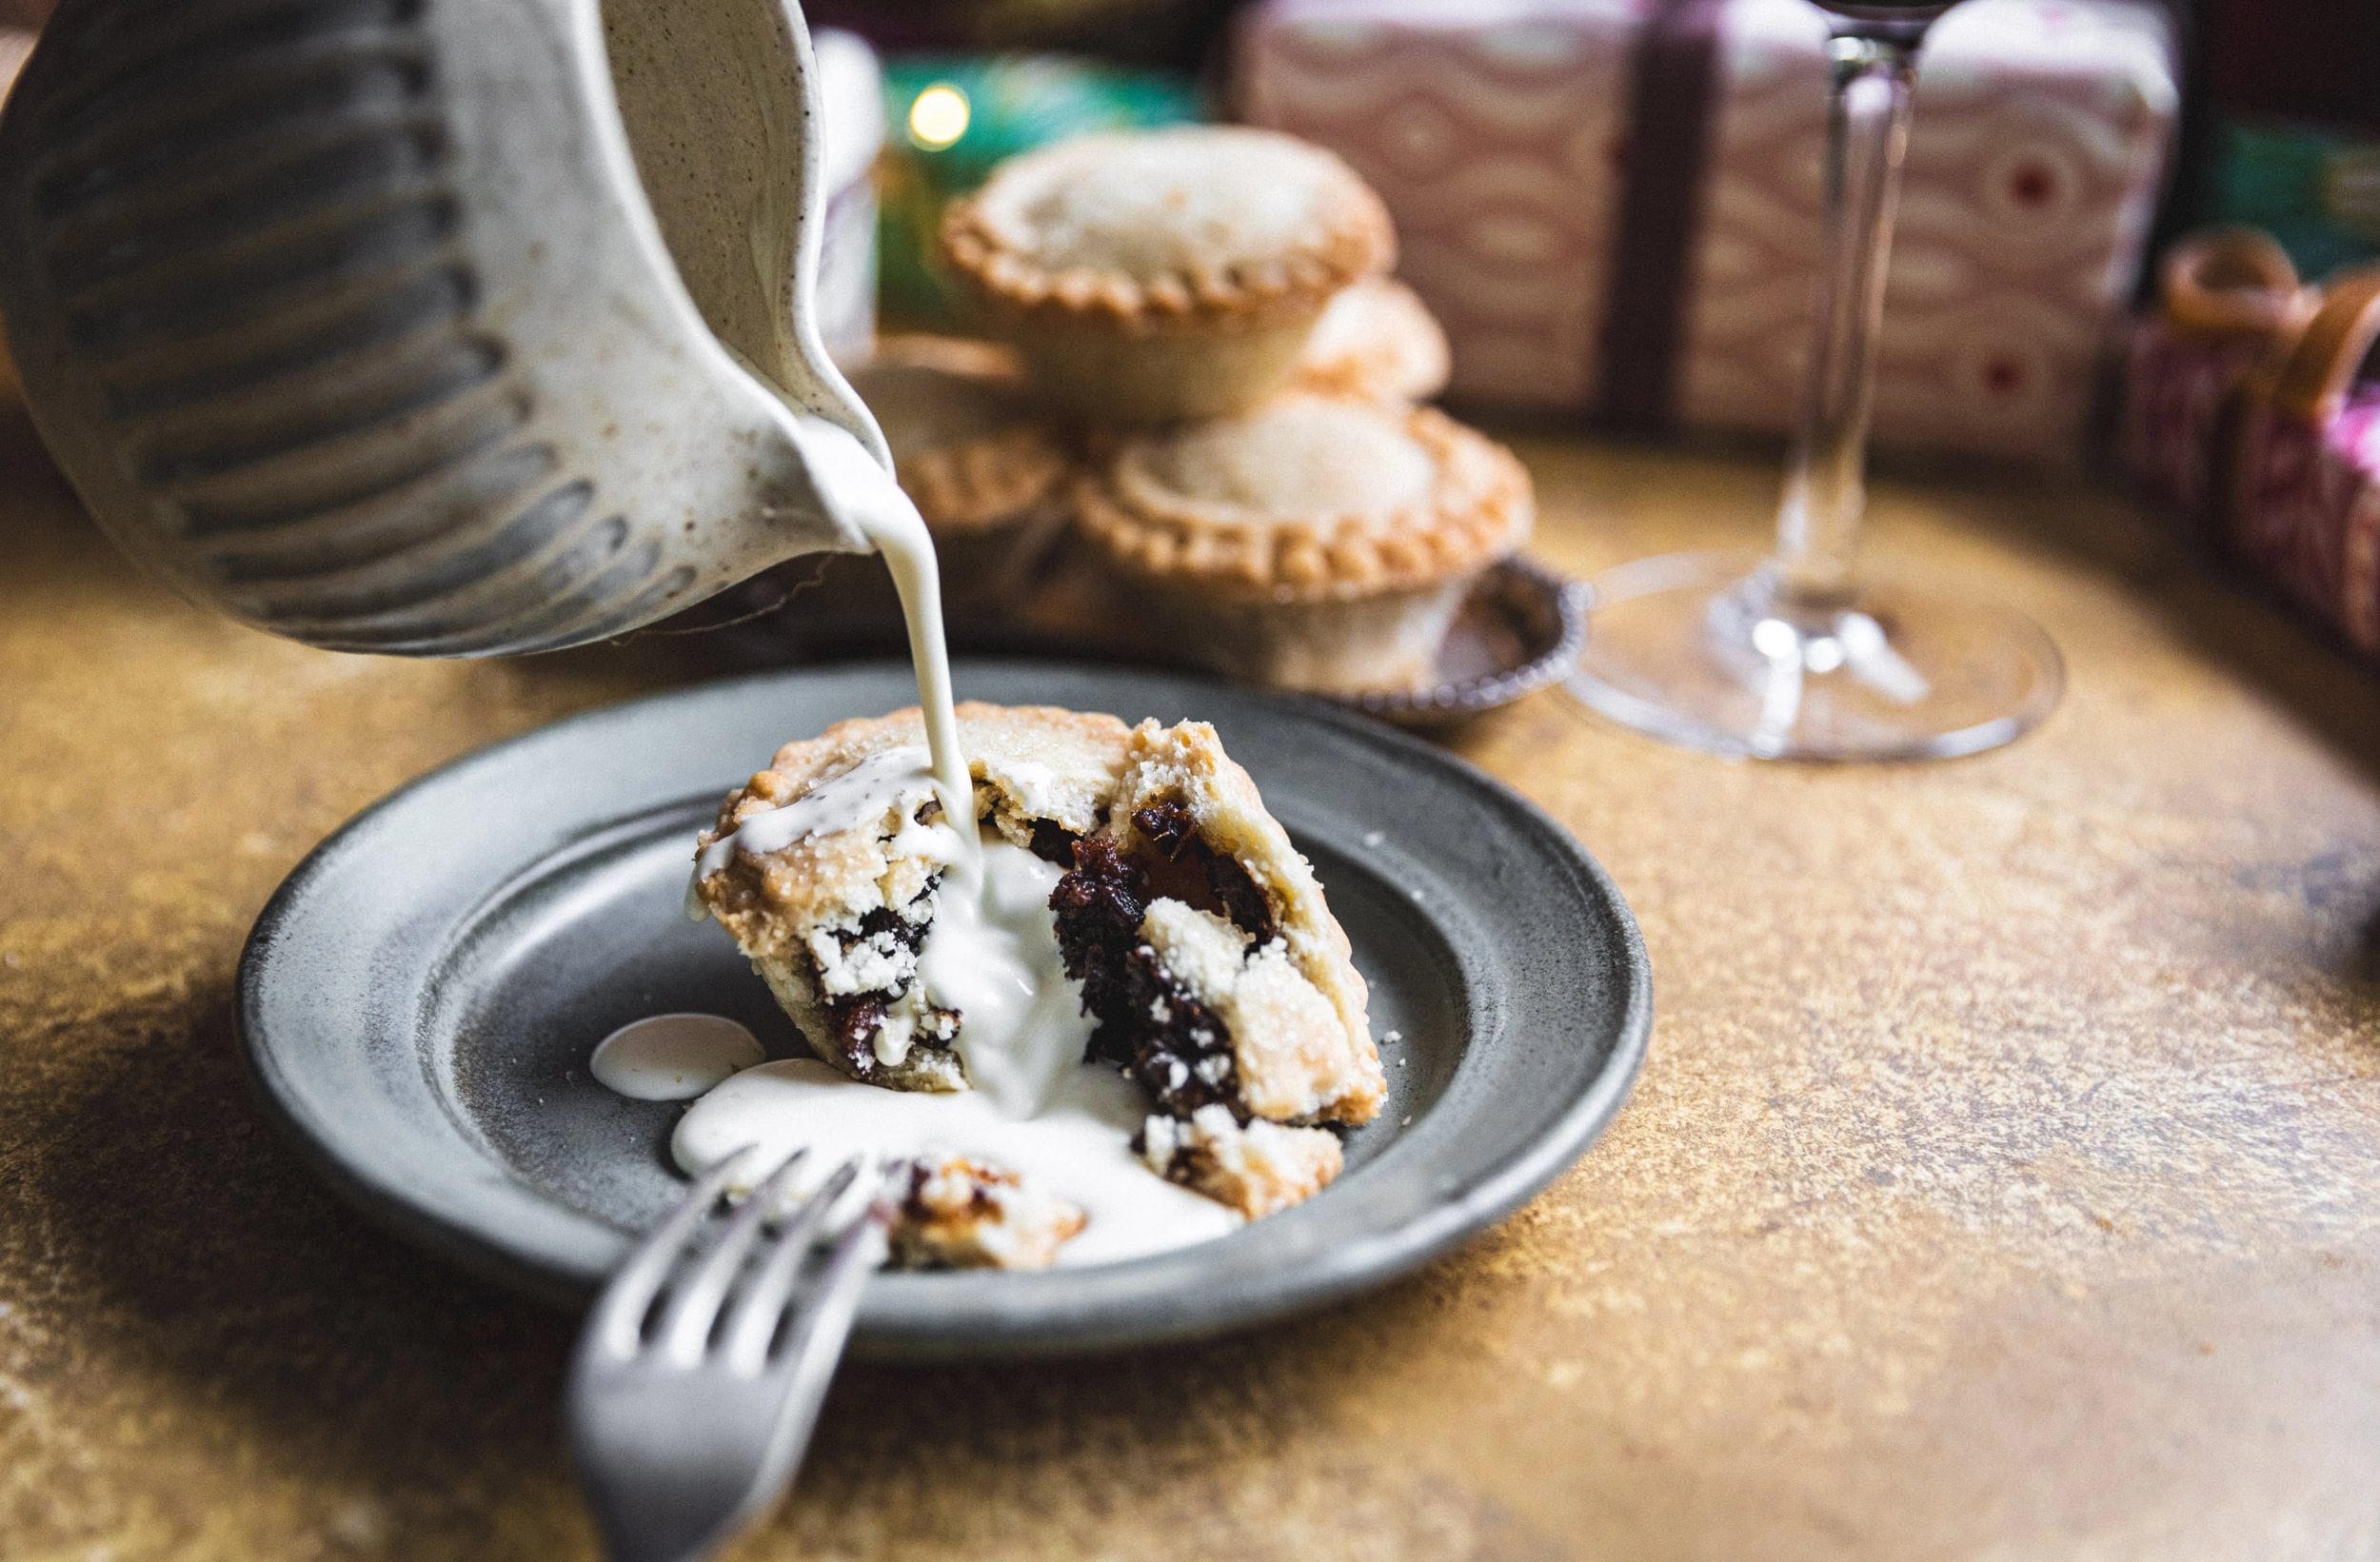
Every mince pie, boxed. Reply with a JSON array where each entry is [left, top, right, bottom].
[[1072, 393, 1533, 693], [1292, 276, 1451, 405], [775, 337, 1075, 636], [856, 335, 1075, 601], [939, 126, 1395, 424]]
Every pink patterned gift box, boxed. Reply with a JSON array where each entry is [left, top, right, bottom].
[[1235, 0, 2178, 463], [2121, 256, 2380, 657], [2121, 315, 2269, 524], [2232, 390, 2380, 653]]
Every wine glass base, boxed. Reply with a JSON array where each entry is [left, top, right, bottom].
[[1566, 550, 2063, 761]]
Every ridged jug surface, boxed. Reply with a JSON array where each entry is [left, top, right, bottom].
[[0, 0, 881, 655]]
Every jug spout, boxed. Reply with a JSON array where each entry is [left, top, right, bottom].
[[0, 0, 883, 656]]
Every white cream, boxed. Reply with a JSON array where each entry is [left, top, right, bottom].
[[589, 1013, 764, 1100], [692, 744, 940, 880], [687, 417, 980, 919], [916, 836, 1095, 1117], [690, 416, 1101, 1113], [785, 415, 975, 863], [672, 1058, 1239, 1265]]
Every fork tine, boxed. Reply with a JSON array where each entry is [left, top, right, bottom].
[[584, 1151, 749, 1357], [652, 1148, 811, 1364], [789, 1194, 890, 1348], [720, 1156, 871, 1371], [749, 1196, 886, 1378]]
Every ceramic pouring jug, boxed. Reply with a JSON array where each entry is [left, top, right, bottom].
[[0, 0, 889, 655]]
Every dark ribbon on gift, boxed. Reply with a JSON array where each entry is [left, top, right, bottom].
[[1596, 0, 2192, 429], [1598, 0, 1729, 432]]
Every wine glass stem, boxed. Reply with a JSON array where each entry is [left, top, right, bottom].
[[1770, 27, 1924, 615]]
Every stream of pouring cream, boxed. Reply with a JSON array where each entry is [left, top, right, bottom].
[[681, 417, 977, 921], [782, 414, 975, 861], [650, 416, 1239, 1260]]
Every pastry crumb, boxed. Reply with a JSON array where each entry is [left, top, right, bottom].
[[889, 1154, 1086, 1270], [1137, 1106, 1343, 1219]]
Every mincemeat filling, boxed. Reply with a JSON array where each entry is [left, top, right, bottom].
[[817, 896, 944, 1073], [1027, 818, 1078, 866], [901, 1158, 1002, 1222], [808, 809, 1094, 1074], [1129, 801, 1278, 943], [1049, 805, 1280, 1120], [817, 803, 1281, 1099]]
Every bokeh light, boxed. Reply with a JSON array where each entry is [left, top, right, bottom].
[[907, 84, 970, 150]]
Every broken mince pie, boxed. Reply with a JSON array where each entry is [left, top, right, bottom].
[[693, 702, 1383, 1234], [890, 1153, 1087, 1271], [1050, 717, 1385, 1217]]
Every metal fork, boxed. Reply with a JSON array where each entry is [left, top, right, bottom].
[[567, 1151, 886, 1562]]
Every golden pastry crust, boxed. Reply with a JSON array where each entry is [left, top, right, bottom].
[[1138, 1106, 1344, 1220], [697, 704, 1378, 1224], [940, 127, 1396, 423], [1074, 394, 1531, 603], [694, 703, 1133, 1091], [940, 126, 1394, 334], [1107, 719, 1382, 1124], [889, 1154, 1087, 1270], [856, 336, 1076, 536], [737, 702, 1123, 847], [1292, 277, 1452, 404]]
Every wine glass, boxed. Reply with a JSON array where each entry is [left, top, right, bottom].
[[1566, 1, 2063, 761]]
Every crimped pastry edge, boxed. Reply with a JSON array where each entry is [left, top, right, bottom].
[[938, 128, 1395, 335], [899, 424, 1077, 534], [1072, 401, 1533, 603]]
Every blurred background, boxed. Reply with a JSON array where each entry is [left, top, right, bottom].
[[4, 0, 2375, 464], [4, 0, 2379, 653]]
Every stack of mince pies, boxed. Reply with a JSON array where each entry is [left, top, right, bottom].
[[849, 125, 1537, 698]]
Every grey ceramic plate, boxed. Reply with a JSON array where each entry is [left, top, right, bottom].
[[238, 662, 1650, 1359]]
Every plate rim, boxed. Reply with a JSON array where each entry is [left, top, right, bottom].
[[235, 660, 1653, 1356]]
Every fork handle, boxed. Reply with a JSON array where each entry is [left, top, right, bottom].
[[617, 1214, 885, 1562], [742, 1214, 887, 1508]]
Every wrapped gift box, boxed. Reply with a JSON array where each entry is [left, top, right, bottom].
[[2123, 234, 2380, 654], [2231, 386, 2380, 650], [2118, 230, 2311, 523], [2226, 273, 2380, 651], [1235, 0, 2179, 463], [2123, 312, 2271, 522]]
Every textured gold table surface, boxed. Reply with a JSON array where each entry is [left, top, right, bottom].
[[5, 394, 2378, 1562]]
